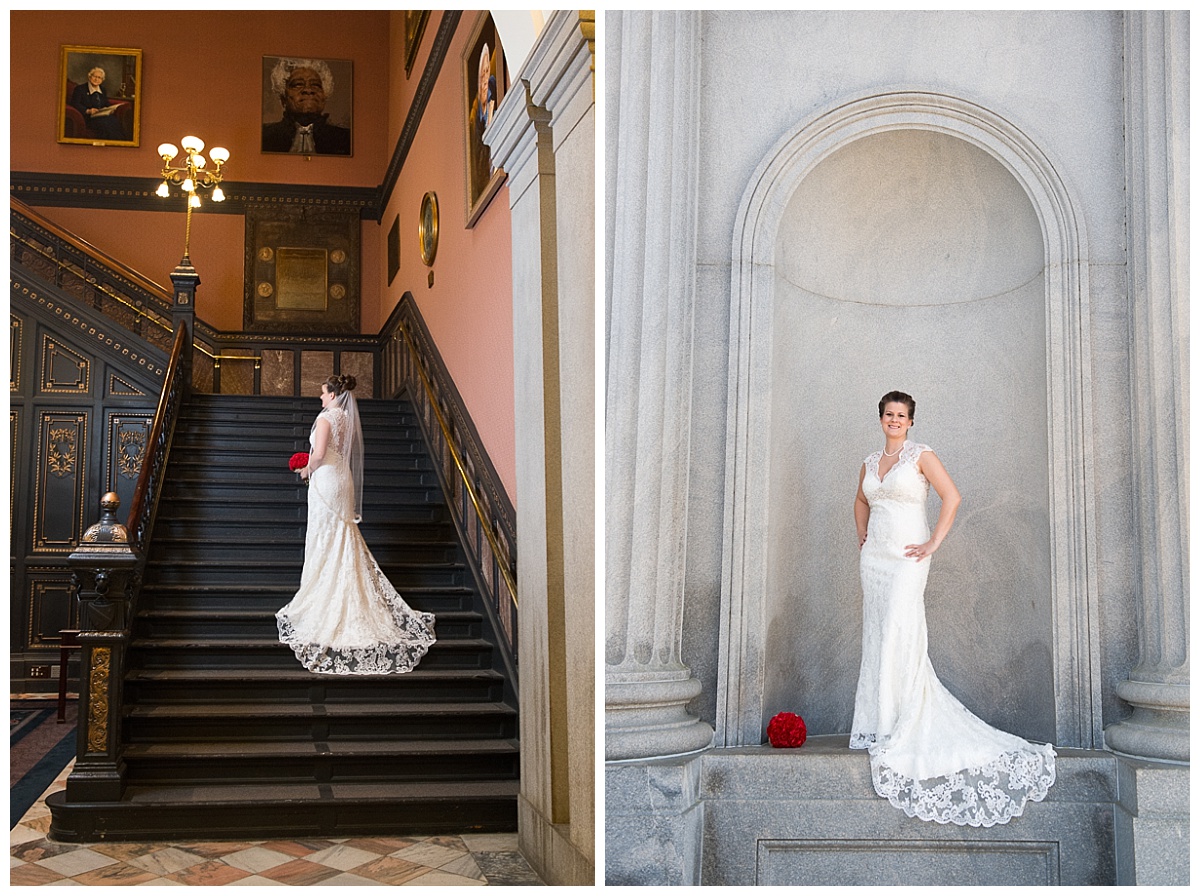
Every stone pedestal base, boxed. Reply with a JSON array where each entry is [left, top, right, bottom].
[[605, 755, 704, 885], [605, 672, 714, 761], [606, 737, 1143, 885], [516, 795, 595, 886], [1114, 758, 1189, 885]]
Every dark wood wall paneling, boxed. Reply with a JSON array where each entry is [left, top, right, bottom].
[[10, 299, 162, 688]]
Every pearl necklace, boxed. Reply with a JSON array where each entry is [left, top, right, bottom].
[[883, 441, 904, 458]]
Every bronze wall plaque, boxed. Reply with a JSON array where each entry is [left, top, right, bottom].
[[244, 204, 359, 333], [275, 247, 329, 311]]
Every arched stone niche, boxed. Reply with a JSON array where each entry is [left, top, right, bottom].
[[716, 92, 1101, 751]]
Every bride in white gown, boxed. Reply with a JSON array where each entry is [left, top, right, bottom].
[[850, 391, 1055, 826], [277, 374, 436, 674]]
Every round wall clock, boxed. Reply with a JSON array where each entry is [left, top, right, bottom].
[[419, 191, 439, 267]]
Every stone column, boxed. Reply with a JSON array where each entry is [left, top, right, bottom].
[[486, 10, 595, 886], [604, 10, 713, 761], [1104, 10, 1189, 764]]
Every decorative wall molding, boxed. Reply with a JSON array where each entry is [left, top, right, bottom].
[[11, 173, 378, 219], [13, 278, 167, 380], [33, 411, 88, 553]]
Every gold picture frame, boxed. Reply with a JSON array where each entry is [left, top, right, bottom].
[[419, 192, 439, 267], [57, 45, 142, 147], [462, 13, 508, 227], [405, 11, 431, 79]]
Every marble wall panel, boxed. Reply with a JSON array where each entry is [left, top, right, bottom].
[[340, 351, 374, 397], [218, 358, 255, 395], [299, 350, 334, 397], [260, 349, 295, 396]]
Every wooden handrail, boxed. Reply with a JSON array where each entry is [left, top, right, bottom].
[[127, 322, 189, 550], [11, 197, 175, 306]]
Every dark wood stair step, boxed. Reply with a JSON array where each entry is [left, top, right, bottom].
[[142, 559, 468, 588], [123, 667, 506, 703], [136, 614, 479, 642], [140, 582, 472, 608], [46, 779, 517, 842], [124, 737, 519, 759], [149, 497, 446, 521], [124, 699, 516, 742], [127, 700, 515, 720], [120, 738, 521, 785]]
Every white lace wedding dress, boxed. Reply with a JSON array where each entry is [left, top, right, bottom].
[[849, 440, 1055, 826], [276, 406, 437, 674]]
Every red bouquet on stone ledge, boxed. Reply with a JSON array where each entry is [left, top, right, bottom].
[[767, 711, 807, 748], [289, 452, 309, 473]]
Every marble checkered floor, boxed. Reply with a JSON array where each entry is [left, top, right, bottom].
[[11, 761, 542, 886]]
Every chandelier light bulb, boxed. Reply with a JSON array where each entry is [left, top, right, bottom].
[[157, 143, 178, 162], [194, 155, 207, 169], [156, 181, 170, 198], [189, 193, 201, 209], [211, 186, 225, 202], [180, 135, 204, 153], [209, 146, 229, 164], [181, 177, 195, 193]]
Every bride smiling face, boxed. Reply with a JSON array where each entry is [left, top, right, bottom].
[[319, 383, 336, 409], [880, 401, 913, 441]]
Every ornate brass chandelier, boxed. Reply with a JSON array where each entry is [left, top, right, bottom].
[[155, 136, 229, 262]]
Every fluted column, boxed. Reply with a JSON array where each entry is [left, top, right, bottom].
[[1105, 10, 1189, 763], [605, 10, 713, 761]]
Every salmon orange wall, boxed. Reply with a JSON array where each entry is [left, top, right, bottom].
[[378, 11, 516, 502], [10, 10, 516, 504]]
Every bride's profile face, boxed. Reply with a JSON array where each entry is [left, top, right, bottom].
[[319, 384, 336, 408], [880, 402, 913, 440]]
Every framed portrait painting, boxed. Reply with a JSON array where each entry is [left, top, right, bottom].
[[58, 45, 142, 146], [462, 13, 509, 227], [261, 56, 353, 156]]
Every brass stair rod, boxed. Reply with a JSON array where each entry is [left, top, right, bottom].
[[400, 322, 518, 610]]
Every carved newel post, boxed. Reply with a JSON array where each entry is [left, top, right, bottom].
[[169, 262, 196, 383], [65, 492, 139, 801]]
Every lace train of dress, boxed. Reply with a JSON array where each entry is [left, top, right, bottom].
[[849, 441, 1055, 826], [277, 407, 436, 674]]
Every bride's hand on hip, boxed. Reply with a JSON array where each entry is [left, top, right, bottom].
[[904, 541, 937, 562]]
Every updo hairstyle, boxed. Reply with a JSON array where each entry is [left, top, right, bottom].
[[324, 373, 357, 396], [878, 390, 916, 423]]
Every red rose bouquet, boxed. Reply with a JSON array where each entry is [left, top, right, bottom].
[[289, 452, 309, 483], [767, 711, 807, 748]]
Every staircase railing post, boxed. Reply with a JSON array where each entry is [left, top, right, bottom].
[[169, 259, 198, 386], [64, 492, 139, 801]]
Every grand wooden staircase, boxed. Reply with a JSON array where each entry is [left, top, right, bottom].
[[47, 393, 519, 840]]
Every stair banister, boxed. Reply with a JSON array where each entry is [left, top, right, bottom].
[[399, 321, 518, 614], [64, 321, 190, 802]]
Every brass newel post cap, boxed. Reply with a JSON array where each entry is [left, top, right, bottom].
[[81, 492, 130, 545]]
